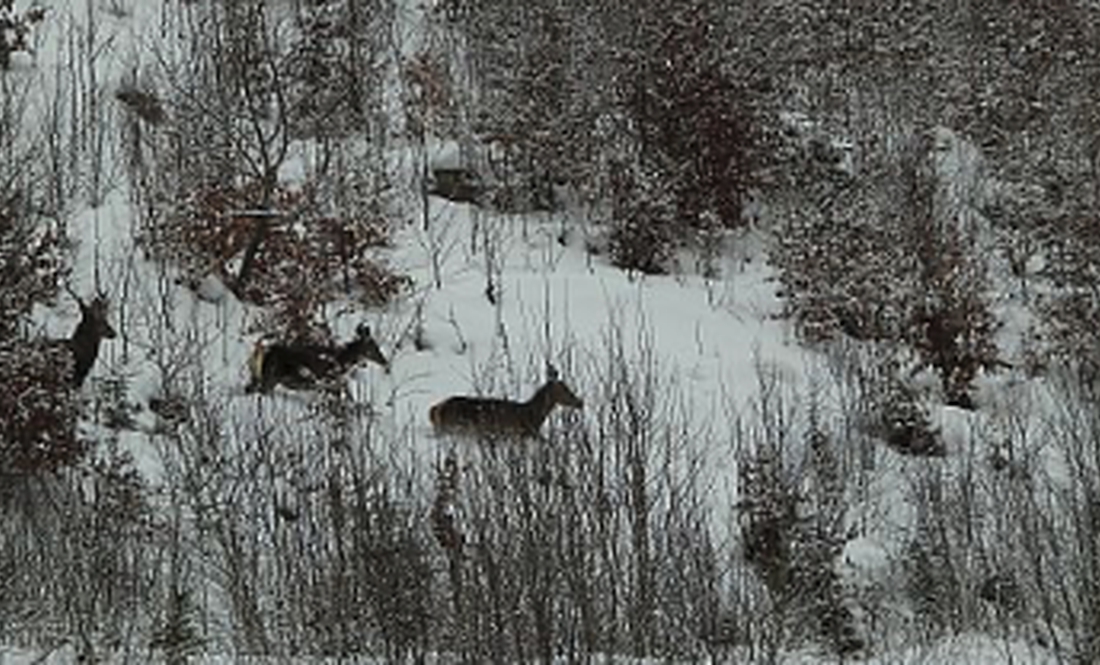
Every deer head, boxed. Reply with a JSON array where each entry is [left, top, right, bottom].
[[336, 323, 388, 372]]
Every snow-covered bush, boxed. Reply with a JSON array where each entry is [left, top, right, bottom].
[[909, 225, 1002, 408], [606, 160, 676, 275], [283, 0, 388, 139], [402, 49, 456, 139], [772, 139, 1002, 407], [0, 199, 68, 339], [0, 179, 79, 475], [771, 179, 917, 344], [1032, 203, 1100, 389], [0, 342, 84, 474], [869, 377, 944, 457], [623, 2, 774, 232], [441, 0, 576, 213], [0, 1, 45, 70]]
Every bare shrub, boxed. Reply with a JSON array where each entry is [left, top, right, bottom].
[[1038, 373, 1100, 661], [1, 446, 154, 660], [736, 369, 863, 656], [418, 335, 730, 661], [282, 1, 380, 139], [622, 1, 774, 231], [904, 534, 964, 634]]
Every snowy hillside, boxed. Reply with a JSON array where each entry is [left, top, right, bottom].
[[4, 0, 1099, 663]]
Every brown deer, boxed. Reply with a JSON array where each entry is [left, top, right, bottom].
[[246, 323, 388, 394], [66, 291, 117, 387], [429, 366, 583, 439]]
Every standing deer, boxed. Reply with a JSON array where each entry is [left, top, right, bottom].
[[246, 323, 388, 394], [429, 365, 583, 439], [67, 291, 117, 387]]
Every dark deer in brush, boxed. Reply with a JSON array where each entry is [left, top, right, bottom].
[[429, 365, 583, 439], [66, 291, 117, 387], [246, 323, 388, 394]]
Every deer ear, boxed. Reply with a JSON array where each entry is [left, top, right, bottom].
[[65, 284, 86, 310], [547, 363, 559, 381]]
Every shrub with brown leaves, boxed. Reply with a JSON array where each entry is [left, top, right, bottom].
[[0, 343, 87, 475], [139, 180, 411, 315]]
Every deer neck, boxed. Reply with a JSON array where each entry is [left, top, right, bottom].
[[335, 338, 362, 367], [72, 321, 103, 358], [522, 384, 557, 431], [68, 322, 103, 386]]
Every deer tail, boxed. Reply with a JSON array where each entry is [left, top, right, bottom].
[[429, 402, 444, 431], [248, 341, 266, 386]]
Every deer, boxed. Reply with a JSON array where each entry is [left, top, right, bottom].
[[429, 365, 583, 439], [246, 323, 388, 394], [65, 290, 117, 388]]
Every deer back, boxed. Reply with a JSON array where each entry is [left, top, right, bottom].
[[249, 343, 338, 393], [247, 326, 385, 394], [429, 396, 534, 436]]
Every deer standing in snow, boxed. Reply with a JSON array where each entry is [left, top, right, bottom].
[[66, 291, 117, 387], [429, 365, 583, 439]]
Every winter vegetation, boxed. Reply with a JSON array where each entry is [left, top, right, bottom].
[[3, 0, 1100, 663]]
